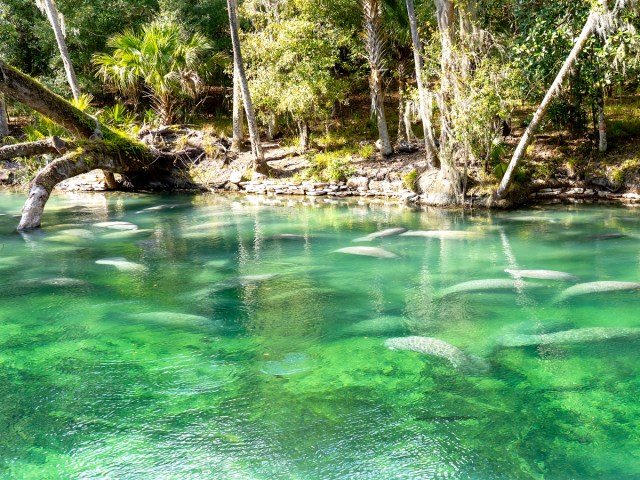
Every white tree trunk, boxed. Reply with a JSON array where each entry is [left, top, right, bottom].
[[0, 94, 8, 138], [231, 61, 244, 152], [497, 11, 599, 199], [406, 0, 439, 167], [39, 0, 81, 102], [597, 90, 607, 152], [227, 0, 267, 173]]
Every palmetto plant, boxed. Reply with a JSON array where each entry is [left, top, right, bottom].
[[93, 18, 209, 125]]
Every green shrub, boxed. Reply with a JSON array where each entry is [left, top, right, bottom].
[[402, 169, 418, 192]]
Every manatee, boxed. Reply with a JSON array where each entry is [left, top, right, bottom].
[[385, 336, 488, 373], [505, 269, 579, 282], [400, 230, 479, 240], [102, 229, 153, 240], [555, 281, 640, 302], [204, 259, 232, 268], [45, 228, 94, 243], [93, 221, 139, 230], [264, 234, 306, 241], [211, 273, 279, 292], [585, 233, 628, 240], [130, 311, 212, 327], [353, 228, 408, 242], [21, 277, 88, 288], [439, 279, 533, 298], [333, 246, 399, 259], [95, 257, 148, 272], [186, 221, 231, 231], [497, 327, 640, 347], [344, 316, 406, 336], [260, 352, 311, 376]]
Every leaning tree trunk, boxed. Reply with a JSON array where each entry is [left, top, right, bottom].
[[406, 0, 439, 167], [496, 10, 600, 199], [37, 0, 81, 102], [0, 94, 8, 139], [362, 0, 393, 157], [227, 0, 268, 174], [0, 60, 178, 230], [231, 61, 244, 152]]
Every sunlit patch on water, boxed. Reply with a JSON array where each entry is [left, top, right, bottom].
[[0, 192, 639, 478]]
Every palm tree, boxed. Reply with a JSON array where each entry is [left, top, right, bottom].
[[362, 0, 393, 157], [227, 0, 267, 173], [35, 0, 81, 101], [93, 18, 209, 125]]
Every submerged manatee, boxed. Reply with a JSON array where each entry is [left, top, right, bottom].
[[385, 336, 488, 373], [93, 221, 139, 230], [130, 311, 212, 327], [211, 273, 279, 292], [505, 269, 579, 282], [260, 352, 312, 376], [497, 327, 640, 347], [555, 281, 640, 302], [333, 246, 399, 259], [438, 279, 531, 298], [344, 316, 407, 336], [264, 234, 306, 241], [96, 257, 148, 272], [400, 230, 479, 240], [353, 228, 408, 242]]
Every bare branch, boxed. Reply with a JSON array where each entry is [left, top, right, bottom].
[[0, 136, 69, 161]]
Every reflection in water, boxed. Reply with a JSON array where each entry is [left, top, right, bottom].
[[0, 191, 639, 479]]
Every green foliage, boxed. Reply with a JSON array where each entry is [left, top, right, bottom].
[[357, 143, 376, 159], [93, 17, 210, 124], [402, 169, 418, 192], [302, 150, 356, 182], [23, 116, 67, 141], [99, 104, 137, 130]]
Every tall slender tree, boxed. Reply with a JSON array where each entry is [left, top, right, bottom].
[[0, 95, 8, 139], [231, 62, 245, 152], [227, 0, 267, 173], [362, 0, 393, 157], [405, 0, 438, 167], [35, 0, 80, 101]]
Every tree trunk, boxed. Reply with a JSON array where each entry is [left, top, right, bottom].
[[0, 60, 179, 230], [231, 61, 244, 152], [397, 76, 407, 143], [404, 102, 417, 142], [0, 94, 8, 139], [227, 0, 268, 174], [597, 88, 607, 153], [362, 0, 393, 157], [297, 120, 309, 151], [496, 10, 599, 199], [38, 0, 81, 102], [267, 113, 279, 141], [406, 0, 439, 167]]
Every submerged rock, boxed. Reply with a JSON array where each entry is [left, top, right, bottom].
[[385, 336, 488, 373], [333, 246, 399, 259], [497, 327, 640, 347], [353, 228, 407, 242], [505, 269, 579, 282], [555, 281, 640, 302]]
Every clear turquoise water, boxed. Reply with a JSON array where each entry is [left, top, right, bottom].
[[0, 191, 639, 479]]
